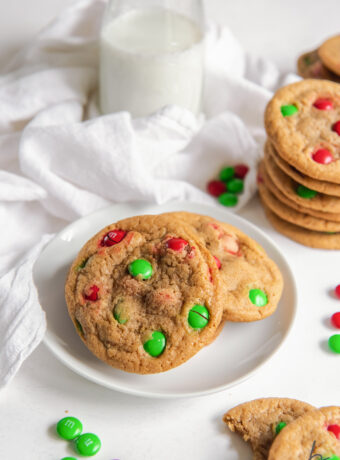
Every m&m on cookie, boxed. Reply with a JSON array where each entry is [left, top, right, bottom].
[[249, 288, 268, 307], [128, 259, 153, 279], [313, 98, 333, 110], [143, 331, 166, 357], [312, 148, 334, 165], [188, 304, 210, 330]]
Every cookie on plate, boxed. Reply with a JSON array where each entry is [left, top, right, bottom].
[[297, 49, 340, 82], [265, 79, 340, 184], [223, 398, 315, 460], [268, 406, 340, 460], [164, 212, 283, 322], [319, 35, 340, 77], [65, 214, 223, 374]]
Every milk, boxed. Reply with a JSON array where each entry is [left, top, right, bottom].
[[99, 7, 204, 117]]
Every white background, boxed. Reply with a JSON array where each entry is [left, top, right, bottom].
[[0, 1, 340, 459]]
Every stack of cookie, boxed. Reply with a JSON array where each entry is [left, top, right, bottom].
[[259, 79, 340, 249], [224, 398, 340, 460], [298, 34, 340, 82], [65, 212, 283, 374]]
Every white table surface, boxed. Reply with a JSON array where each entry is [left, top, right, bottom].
[[0, 1, 340, 460]]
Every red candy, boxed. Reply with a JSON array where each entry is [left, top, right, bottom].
[[213, 255, 221, 269], [101, 229, 126, 247], [166, 238, 189, 252], [331, 312, 340, 329], [335, 284, 340, 299], [313, 98, 333, 110], [332, 121, 340, 136], [312, 148, 334, 165], [84, 285, 99, 301], [234, 164, 249, 179], [327, 424, 340, 439], [207, 180, 226, 197]]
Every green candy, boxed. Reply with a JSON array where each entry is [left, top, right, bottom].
[[75, 433, 101, 457], [61, 457, 78, 460], [249, 288, 268, 307], [296, 185, 317, 199], [219, 166, 235, 182], [76, 257, 89, 272], [275, 421, 287, 434], [143, 331, 166, 357], [188, 304, 209, 330], [227, 178, 244, 194], [128, 259, 153, 279], [75, 320, 83, 335], [328, 334, 340, 354], [329, 456, 340, 460], [113, 299, 128, 324], [303, 56, 312, 66], [218, 192, 238, 207], [56, 417, 83, 440], [280, 104, 298, 117]]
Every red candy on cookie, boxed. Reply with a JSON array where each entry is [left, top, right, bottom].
[[312, 148, 334, 165], [166, 238, 189, 252], [327, 424, 340, 439], [84, 285, 99, 301], [207, 180, 226, 197], [101, 229, 126, 247], [313, 98, 333, 110], [331, 312, 340, 329], [332, 121, 340, 136], [234, 164, 249, 179]]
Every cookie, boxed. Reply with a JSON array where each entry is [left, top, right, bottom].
[[263, 150, 340, 213], [265, 79, 340, 184], [267, 140, 340, 197], [223, 398, 315, 460], [165, 212, 283, 323], [268, 406, 340, 460], [264, 206, 340, 249], [319, 35, 340, 77], [261, 160, 340, 223], [258, 163, 340, 232], [297, 49, 340, 82], [65, 214, 224, 374]]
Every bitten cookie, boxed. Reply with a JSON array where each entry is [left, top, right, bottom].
[[268, 406, 340, 460], [165, 212, 283, 322], [223, 398, 315, 460], [265, 79, 340, 184], [65, 214, 223, 374]]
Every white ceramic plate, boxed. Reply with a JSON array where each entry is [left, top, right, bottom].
[[33, 201, 296, 399]]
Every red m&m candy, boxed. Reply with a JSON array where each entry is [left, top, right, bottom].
[[312, 148, 334, 165], [331, 312, 340, 329], [327, 424, 340, 439], [84, 285, 99, 301], [332, 121, 340, 136], [234, 164, 249, 179], [166, 238, 188, 252], [101, 230, 126, 247], [313, 98, 333, 110], [207, 180, 226, 197], [335, 284, 340, 299]]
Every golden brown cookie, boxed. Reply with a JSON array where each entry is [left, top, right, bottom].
[[223, 398, 315, 460], [297, 49, 340, 82], [258, 163, 340, 232], [319, 35, 340, 77], [268, 406, 340, 460], [65, 214, 224, 374], [267, 140, 340, 197], [263, 150, 340, 213], [265, 79, 340, 184], [264, 206, 340, 249], [165, 212, 283, 323]]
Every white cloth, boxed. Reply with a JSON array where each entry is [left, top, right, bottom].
[[0, 0, 300, 387]]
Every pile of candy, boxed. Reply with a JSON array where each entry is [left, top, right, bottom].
[[57, 416, 101, 458], [207, 163, 249, 207], [329, 285, 340, 354]]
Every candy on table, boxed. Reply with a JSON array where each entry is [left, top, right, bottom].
[[57, 417, 83, 441], [143, 331, 166, 357], [218, 192, 238, 207], [219, 166, 235, 182], [280, 104, 298, 117], [249, 288, 268, 307], [188, 304, 210, 330], [234, 164, 249, 179], [207, 163, 249, 206], [312, 148, 334, 164], [207, 180, 226, 197], [331, 312, 340, 329], [328, 334, 340, 353], [128, 259, 153, 279], [227, 178, 244, 194], [75, 433, 101, 457], [296, 185, 318, 199]]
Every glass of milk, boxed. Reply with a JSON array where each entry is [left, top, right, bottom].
[[99, 0, 205, 117]]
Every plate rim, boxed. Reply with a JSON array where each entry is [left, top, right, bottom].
[[37, 200, 297, 399]]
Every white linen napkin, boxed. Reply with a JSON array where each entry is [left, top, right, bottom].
[[0, 0, 300, 387]]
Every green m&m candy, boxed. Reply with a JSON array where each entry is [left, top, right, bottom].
[[188, 304, 209, 330], [328, 334, 340, 353], [218, 192, 238, 207], [61, 457, 78, 460], [128, 259, 153, 279], [296, 185, 317, 199], [329, 456, 340, 460], [275, 421, 287, 434], [249, 288, 268, 307], [75, 433, 101, 457], [113, 298, 128, 324], [143, 331, 166, 357], [280, 104, 298, 117], [219, 166, 235, 182], [57, 417, 83, 440], [227, 178, 244, 194], [76, 257, 89, 271]]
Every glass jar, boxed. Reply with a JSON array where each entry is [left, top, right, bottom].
[[99, 0, 205, 117]]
